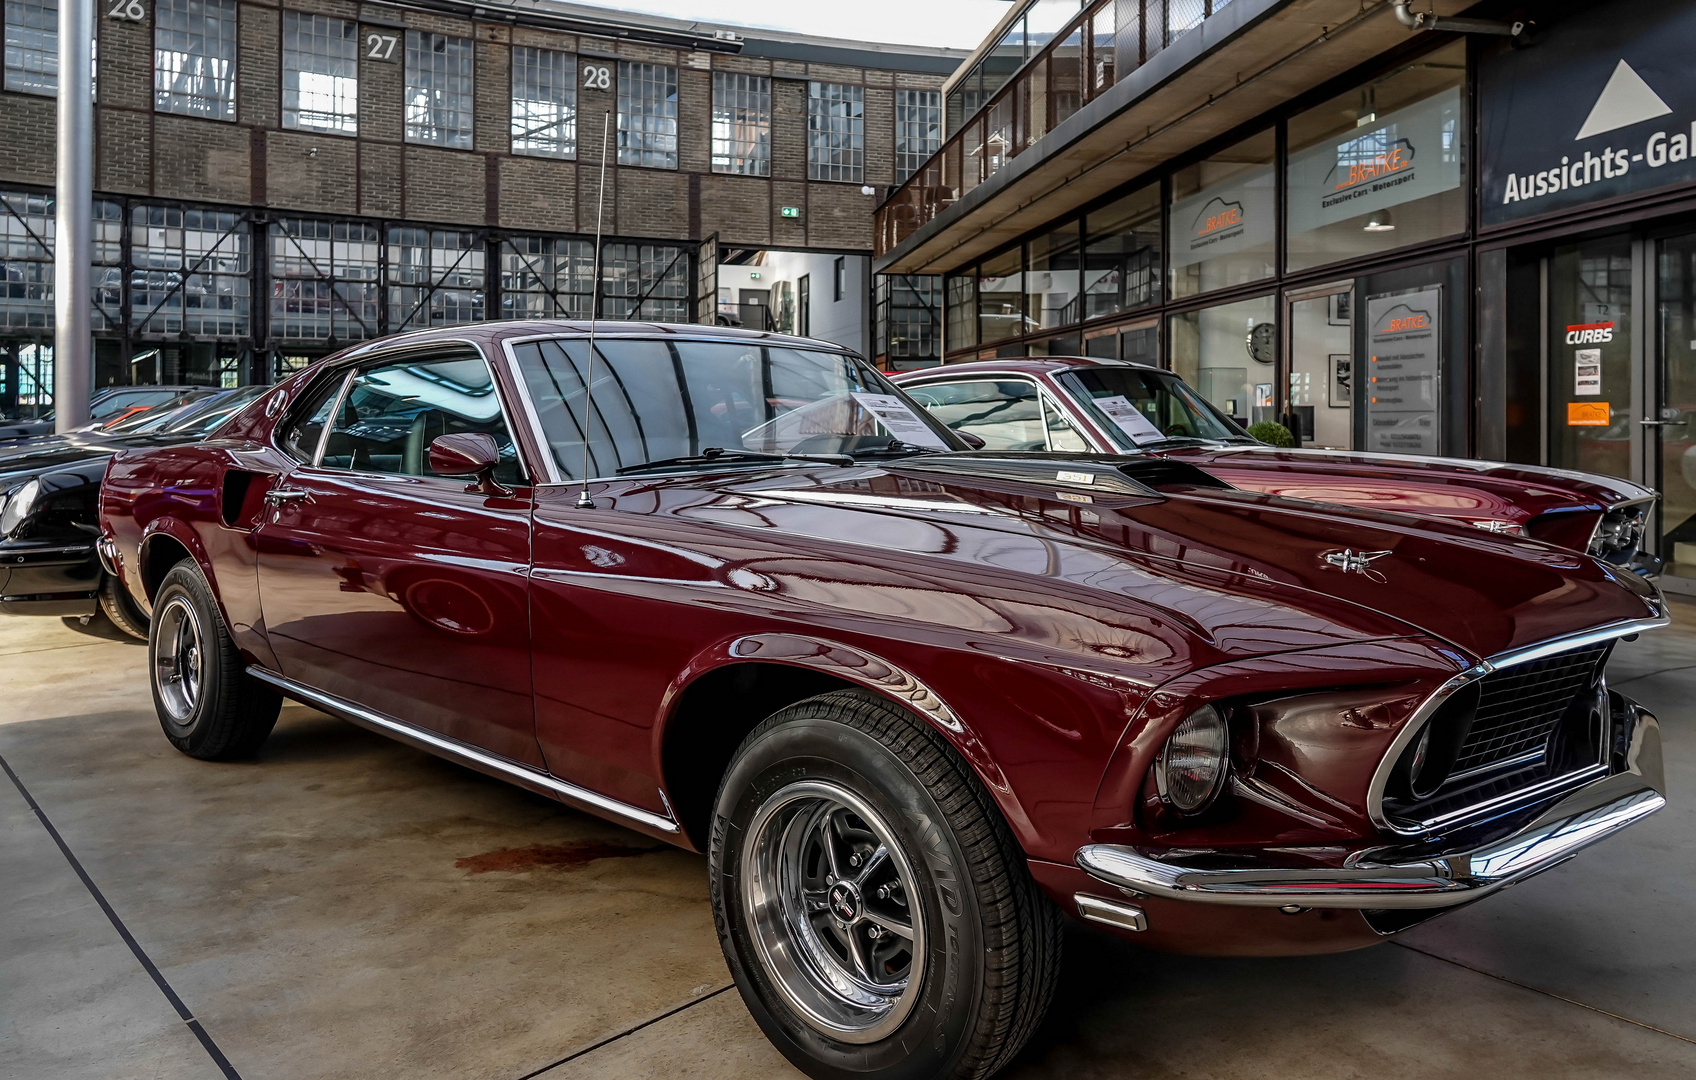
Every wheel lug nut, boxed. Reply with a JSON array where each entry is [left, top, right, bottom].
[[849, 853, 861, 867]]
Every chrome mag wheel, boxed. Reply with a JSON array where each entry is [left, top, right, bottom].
[[740, 779, 926, 1044], [153, 596, 204, 722]]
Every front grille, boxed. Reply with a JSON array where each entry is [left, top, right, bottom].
[[1382, 640, 1613, 831], [1451, 642, 1611, 776]]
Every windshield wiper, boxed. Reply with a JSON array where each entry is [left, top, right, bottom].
[[617, 446, 855, 474], [841, 440, 948, 458]]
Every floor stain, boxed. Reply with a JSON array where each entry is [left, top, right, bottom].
[[455, 841, 663, 875]]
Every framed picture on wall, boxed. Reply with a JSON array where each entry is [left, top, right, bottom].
[[1329, 353, 1352, 406], [1328, 292, 1352, 326]]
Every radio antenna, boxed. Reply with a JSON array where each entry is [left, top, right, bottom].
[[576, 109, 611, 510]]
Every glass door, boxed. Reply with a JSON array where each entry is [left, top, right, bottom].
[[1286, 283, 1354, 449], [1655, 233, 1696, 584], [1546, 236, 1636, 481]]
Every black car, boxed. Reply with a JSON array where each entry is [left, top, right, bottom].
[[0, 387, 266, 637], [0, 385, 205, 441]]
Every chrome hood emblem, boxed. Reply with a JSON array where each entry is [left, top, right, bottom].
[[1322, 548, 1393, 580]]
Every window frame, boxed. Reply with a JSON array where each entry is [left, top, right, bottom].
[[510, 45, 578, 160], [280, 10, 358, 136], [403, 30, 475, 149], [282, 345, 529, 483], [616, 60, 679, 170], [807, 81, 865, 184], [710, 70, 771, 177], [153, 0, 239, 121]]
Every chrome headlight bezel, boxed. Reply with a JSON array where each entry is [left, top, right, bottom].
[[0, 478, 40, 538], [1154, 704, 1230, 815]]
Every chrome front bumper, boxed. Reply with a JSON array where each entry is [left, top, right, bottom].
[[1076, 704, 1664, 912]]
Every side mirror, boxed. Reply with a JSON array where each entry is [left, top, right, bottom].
[[955, 429, 986, 450], [428, 433, 511, 496]]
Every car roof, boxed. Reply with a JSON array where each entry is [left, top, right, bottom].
[[335, 319, 862, 359], [891, 356, 1162, 379]]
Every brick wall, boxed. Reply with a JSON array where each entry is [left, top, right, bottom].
[[4, 4, 949, 255]]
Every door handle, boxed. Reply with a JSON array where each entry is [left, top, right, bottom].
[[1639, 420, 1676, 427], [263, 487, 311, 505]]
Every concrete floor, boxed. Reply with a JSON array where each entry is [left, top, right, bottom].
[[2, 605, 1693, 1080]]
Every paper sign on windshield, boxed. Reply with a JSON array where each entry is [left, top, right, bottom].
[[851, 393, 951, 449], [1092, 395, 1165, 444]]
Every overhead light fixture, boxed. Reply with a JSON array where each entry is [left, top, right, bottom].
[[1363, 210, 1396, 232]]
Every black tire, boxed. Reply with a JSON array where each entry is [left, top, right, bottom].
[[148, 561, 281, 760], [98, 572, 149, 641], [711, 690, 1061, 1080]]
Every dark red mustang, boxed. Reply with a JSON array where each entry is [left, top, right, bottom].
[[101, 323, 1668, 1080]]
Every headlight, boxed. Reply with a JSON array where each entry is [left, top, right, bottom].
[[0, 478, 40, 537], [1155, 704, 1229, 814]]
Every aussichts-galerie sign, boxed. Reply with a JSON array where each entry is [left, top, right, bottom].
[[1481, 0, 1696, 227]]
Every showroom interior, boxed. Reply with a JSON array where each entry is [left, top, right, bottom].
[[4, 2, 1696, 1080]]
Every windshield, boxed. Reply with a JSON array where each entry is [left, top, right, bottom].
[[1057, 367, 1250, 450], [155, 386, 267, 436], [510, 338, 962, 479], [89, 388, 187, 420]]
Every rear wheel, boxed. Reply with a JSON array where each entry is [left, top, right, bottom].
[[98, 572, 149, 640], [149, 562, 280, 760], [711, 690, 1061, 1080]]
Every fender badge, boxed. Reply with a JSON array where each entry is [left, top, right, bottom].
[[1056, 470, 1095, 484], [1322, 548, 1392, 579]]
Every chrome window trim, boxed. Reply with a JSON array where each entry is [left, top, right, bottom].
[[1366, 614, 1669, 836], [296, 340, 531, 483], [247, 666, 679, 834]]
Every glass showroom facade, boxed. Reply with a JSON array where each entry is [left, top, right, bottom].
[[878, 0, 1696, 589]]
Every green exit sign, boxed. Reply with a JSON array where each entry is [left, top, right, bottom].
[[780, 206, 800, 218]]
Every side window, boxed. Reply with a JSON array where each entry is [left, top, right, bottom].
[[1042, 396, 1090, 452], [280, 374, 348, 463], [903, 380, 1046, 451], [319, 352, 525, 484]]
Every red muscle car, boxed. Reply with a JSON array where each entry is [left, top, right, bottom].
[[892, 357, 1659, 573], [101, 323, 1668, 1080]]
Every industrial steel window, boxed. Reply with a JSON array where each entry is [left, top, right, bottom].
[[387, 227, 484, 330], [711, 72, 770, 176], [404, 31, 473, 149], [807, 82, 863, 183], [501, 237, 594, 319], [617, 62, 678, 169], [511, 47, 576, 159], [894, 89, 942, 183], [154, 0, 237, 120], [3, 0, 54, 95], [875, 273, 941, 362], [269, 218, 380, 341], [130, 205, 251, 338], [282, 12, 357, 135], [601, 243, 687, 321]]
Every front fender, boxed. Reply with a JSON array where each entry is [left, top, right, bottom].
[[658, 631, 1105, 859]]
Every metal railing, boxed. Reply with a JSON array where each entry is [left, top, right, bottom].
[[874, 0, 1231, 258]]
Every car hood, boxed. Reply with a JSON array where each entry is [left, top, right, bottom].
[[0, 432, 199, 487], [1159, 445, 1652, 520], [667, 455, 1661, 670]]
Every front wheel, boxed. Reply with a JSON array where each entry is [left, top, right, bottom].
[[711, 691, 1061, 1080], [149, 562, 281, 760]]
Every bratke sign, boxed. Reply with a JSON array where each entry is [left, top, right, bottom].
[[1480, 0, 1696, 227]]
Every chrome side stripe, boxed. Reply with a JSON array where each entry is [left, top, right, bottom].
[[246, 667, 680, 835]]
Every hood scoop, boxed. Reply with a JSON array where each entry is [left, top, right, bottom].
[[888, 452, 1230, 495]]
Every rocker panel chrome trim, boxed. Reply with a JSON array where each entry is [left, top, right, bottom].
[[246, 667, 680, 834]]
